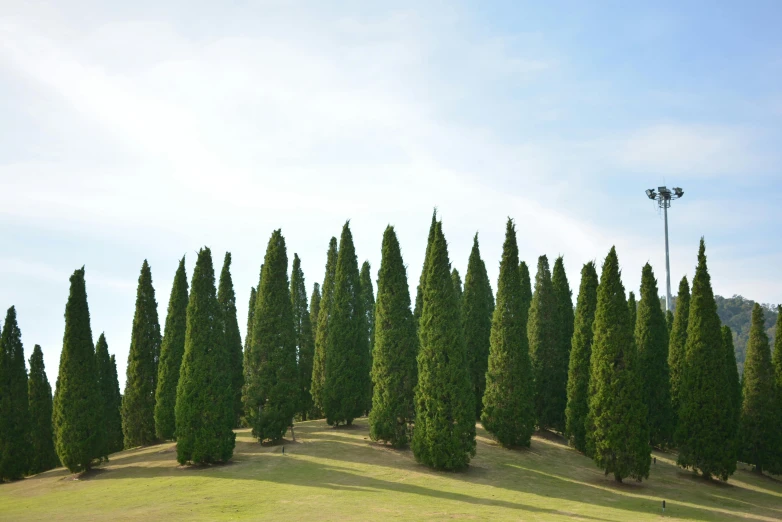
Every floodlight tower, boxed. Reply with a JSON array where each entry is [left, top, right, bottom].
[[645, 186, 684, 312]]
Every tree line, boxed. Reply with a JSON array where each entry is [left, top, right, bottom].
[[1, 214, 781, 483]]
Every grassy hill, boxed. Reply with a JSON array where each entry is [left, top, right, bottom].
[[1, 419, 780, 521]]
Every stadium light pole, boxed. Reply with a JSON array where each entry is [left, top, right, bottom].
[[645, 186, 684, 312]]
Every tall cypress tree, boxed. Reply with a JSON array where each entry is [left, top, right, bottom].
[[462, 234, 494, 419], [245, 287, 257, 353], [668, 276, 690, 425], [413, 210, 438, 332], [28, 345, 59, 474], [586, 247, 650, 483], [628, 291, 637, 333], [481, 219, 534, 447], [95, 334, 122, 459], [722, 325, 741, 470], [519, 261, 532, 327], [529, 255, 561, 430], [369, 226, 418, 447], [739, 304, 777, 473], [122, 260, 161, 448], [311, 238, 337, 416], [771, 307, 782, 474], [666, 310, 674, 337], [310, 283, 321, 347], [175, 248, 235, 464], [218, 253, 244, 428], [360, 261, 376, 414], [550, 256, 574, 433], [155, 257, 189, 441], [323, 222, 370, 426], [244, 231, 298, 442], [565, 261, 599, 453], [53, 268, 103, 473], [451, 268, 463, 317], [107, 354, 123, 454], [675, 239, 736, 480], [0, 307, 28, 480], [291, 254, 315, 420], [635, 263, 673, 447], [413, 221, 475, 469]]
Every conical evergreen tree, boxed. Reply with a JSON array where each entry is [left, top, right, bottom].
[[628, 291, 637, 333], [107, 354, 123, 454], [155, 257, 189, 441], [413, 221, 476, 469], [27, 345, 59, 474], [550, 256, 574, 432], [529, 255, 563, 430], [95, 334, 122, 459], [738, 304, 777, 473], [565, 261, 599, 453], [481, 219, 535, 447], [369, 226, 418, 447], [245, 287, 257, 353], [122, 260, 161, 448], [675, 239, 736, 480], [360, 261, 376, 414], [323, 222, 370, 426], [519, 261, 532, 327], [462, 234, 494, 419], [722, 325, 741, 470], [53, 268, 103, 473], [635, 263, 673, 447], [218, 253, 244, 428], [586, 247, 650, 483], [311, 238, 337, 416], [452, 268, 463, 316], [244, 231, 298, 442], [666, 310, 674, 337], [413, 209, 437, 332], [0, 307, 29, 481], [772, 307, 782, 474], [291, 254, 315, 420], [310, 283, 321, 347], [668, 276, 690, 425], [175, 248, 235, 464]]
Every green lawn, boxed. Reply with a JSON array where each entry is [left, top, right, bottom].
[[1, 418, 780, 521]]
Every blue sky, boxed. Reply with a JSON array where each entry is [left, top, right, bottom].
[[1, 1, 781, 389]]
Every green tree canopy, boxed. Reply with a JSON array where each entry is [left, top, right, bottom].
[[519, 261, 532, 327], [291, 254, 315, 420], [218, 253, 244, 428], [413, 209, 437, 333], [27, 344, 59, 474], [529, 255, 561, 430], [550, 255, 574, 433], [668, 276, 690, 425], [311, 237, 337, 416], [0, 307, 29, 480], [360, 260, 376, 413], [96, 334, 123, 458]]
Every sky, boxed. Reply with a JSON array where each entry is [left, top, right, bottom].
[[1, 1, 781, 389]]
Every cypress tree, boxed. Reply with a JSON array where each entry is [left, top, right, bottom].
[[175, 248, 235, 464], [462, 234, 494, 419], [586, 247, 650, 483], [452, 268, 463, 316], [310, 283, 321, 346], [413, 210, 438, 332], [323, 222, 370, 426], [311, 238, 337, 416], [628, 291, 637, 333], [481, 219, 535, 447], [0, 307, 29, 480], [244, 231, 299, 442], [565, 261, 599, 453], [519, 261, 532, 326], [53, 268, 102, 473], [369, 226, 418, 447], [528, 255, 562, 430], [291, 254, 315, 420], [245, 287, 257, 353], [95, 334, 122, 459], [550, 256, 574, 433], [107, 354, 123, 454], [122, 260, 161, 448], [218, 253, 244, 428], [413, 221, 475, 469], [675, 239, 736, 480], [722, 325, 741, 469], [738, 304, 777, 473], [155, 257, 189, 441], [666, 310, 674, 337], [360, 261, 376, 414], [635, 263, 674, 447], [668, 276, 690, 425], [28, 345, 59, 474], [772, 307, 782, 474]]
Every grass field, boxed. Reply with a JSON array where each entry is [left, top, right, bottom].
[[1, 418, 780, 521]]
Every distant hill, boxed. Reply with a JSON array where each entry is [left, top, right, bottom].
[[661, 294, 778, 374]]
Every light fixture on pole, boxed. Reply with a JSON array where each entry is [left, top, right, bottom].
[[645, 186, 684, 312]]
